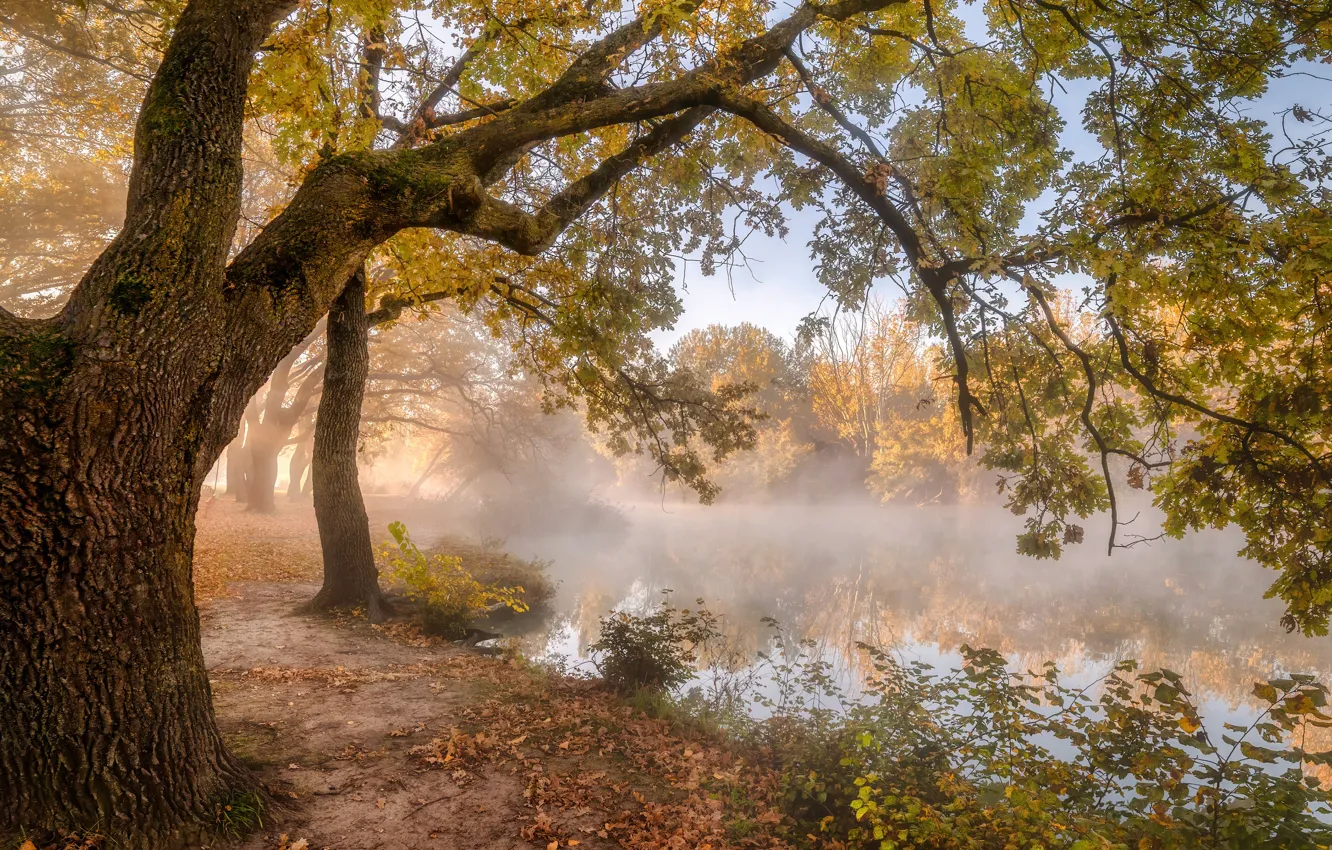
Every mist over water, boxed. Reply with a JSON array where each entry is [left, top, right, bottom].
[[402, 499, 1332, 729]]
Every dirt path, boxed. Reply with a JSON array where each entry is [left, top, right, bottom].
[[204, 582, 532, 849], [202, 581, 794, 850]]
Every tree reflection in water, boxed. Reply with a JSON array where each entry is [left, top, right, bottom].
[[503, 504, 1331, 747]]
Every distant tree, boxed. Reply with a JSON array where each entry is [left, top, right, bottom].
[[236, 328, 325, 511], [808, 302, 930, 460], [669, 323, 816, 492]]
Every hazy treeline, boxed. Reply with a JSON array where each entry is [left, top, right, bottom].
[[217, 294, 981, 516], [664, 301, 978, 504]]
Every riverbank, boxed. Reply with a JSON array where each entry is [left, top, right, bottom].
[[196, 499, 797, 850]]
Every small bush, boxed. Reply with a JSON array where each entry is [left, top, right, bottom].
[[588, 592, 723, 693], [427, 535, 556, 611], [380, 521, 527, 638]]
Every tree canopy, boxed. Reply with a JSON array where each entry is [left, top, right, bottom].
[[5, 0, 1332, 631]]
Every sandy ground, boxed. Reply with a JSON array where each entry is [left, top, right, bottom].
[[196, 501, 794, 850], [203, 582, 535, 850]]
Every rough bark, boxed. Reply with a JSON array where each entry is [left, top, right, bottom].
[[307, 270, 390, 622], [0, 0, 292, 843]]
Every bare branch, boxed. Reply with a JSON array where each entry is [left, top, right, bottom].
[[1027, 284, 1120, 554], [783, 47, 885, 158], [426, 98, 518, 129], [391, 26, 507, 146], [713, 89, 979, 447], [1102, 285, 1330, 486]]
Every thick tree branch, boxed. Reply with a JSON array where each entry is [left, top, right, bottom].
[[0, 304, 26, 336], [462, 0, 907, 169], [224, 0, 904, 352], [514, 4, 700, 117], [713, 90, 922, 261], [60, 0, 297, 330], [367, 289, 455, 325]]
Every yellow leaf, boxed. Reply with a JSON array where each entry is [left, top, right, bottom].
[[547, 842, 559, 850], [1179, 715, 1201, 734]]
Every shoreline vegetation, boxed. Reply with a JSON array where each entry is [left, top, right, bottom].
[[22, 499, 1324, 850]]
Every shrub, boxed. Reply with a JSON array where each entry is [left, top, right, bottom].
[[772, 643, 1332, 849], [380, 521, 527, 638], [588, 592, 723, 693], [426, 535, 556, 611]]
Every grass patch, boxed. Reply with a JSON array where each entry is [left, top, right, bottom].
[[223, 726, 284, 771], [212, 790, 264, 841]]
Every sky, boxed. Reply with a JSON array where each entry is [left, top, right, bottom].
[[652, 204, 829, 349]]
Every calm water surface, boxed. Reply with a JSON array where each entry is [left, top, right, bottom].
[[482, 503, 1332, 734]]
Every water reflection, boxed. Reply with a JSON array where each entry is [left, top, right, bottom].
[[491, 504, 1331, 720]]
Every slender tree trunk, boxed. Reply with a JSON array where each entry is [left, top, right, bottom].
[[244, 337, 324, 512], [308, 269, 390, 622], [226, 411, 254, 502], [288, 438, 311, 500], [407, 441, 449, 498], [225, 439, 247, 501]]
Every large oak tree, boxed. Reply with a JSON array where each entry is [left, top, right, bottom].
[[2, 0, 1330, 844]]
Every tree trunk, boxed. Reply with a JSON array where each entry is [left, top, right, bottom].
[[244, 424, 282, 513], [243, 333, 324, 512], [0, 2, 286, 839], [0, 435, 254, 844], [288, 438, 311, 500], [308, 269, 390, 622], [224, 438, 249, 501]]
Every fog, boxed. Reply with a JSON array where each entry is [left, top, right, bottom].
[[357, 478, 1330, 733]]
